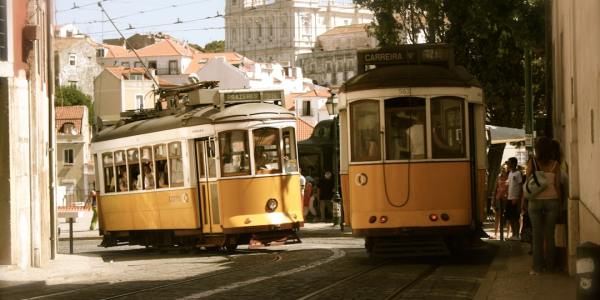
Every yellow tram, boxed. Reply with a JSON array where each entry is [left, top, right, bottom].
[[91, 88, 303, 250], [338, 45, 487, 255]]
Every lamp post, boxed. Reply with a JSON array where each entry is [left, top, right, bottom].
[[326, 93, 343, 230]]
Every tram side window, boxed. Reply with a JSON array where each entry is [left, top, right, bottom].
[[154, 144, 169, 188], [169, 142, 184, 187], [431, 97, 466, 159], [253, 127, 282, 174], [207, 139, 217, 178], [282, 127, 298, 173], [384, 97, 427, 160], [127, 148, 141, 190], [141, 146, 155, 189], [114, 150, 128, 192], [219, 130, 251, 177], [102, 153, 115, 193], [350, 100, 381, 161]]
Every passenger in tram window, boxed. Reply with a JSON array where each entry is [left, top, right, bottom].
[[432, 122, 462, 157], [143, 163, 155, 189], [156, 160, 169, 188], [406, 114, 425, 159], [118, 170, 128, 192]]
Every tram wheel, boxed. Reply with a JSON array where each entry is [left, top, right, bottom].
[[225, 243, 238, 252], [206, 246, 221, 252]]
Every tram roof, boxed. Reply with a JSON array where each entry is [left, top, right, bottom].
[[340, 64, 481, 93], [93, 103, 295, 143]]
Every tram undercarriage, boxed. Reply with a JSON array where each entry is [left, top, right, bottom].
[[99, 226, 302, 251]]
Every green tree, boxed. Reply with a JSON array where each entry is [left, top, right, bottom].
[[55, 85, 94, 125], [353, 0, 546, 197], [203, 40, 225, 53]]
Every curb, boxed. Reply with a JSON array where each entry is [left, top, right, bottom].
[[58, 236, 102, 241]]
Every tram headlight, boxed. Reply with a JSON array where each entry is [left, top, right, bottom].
[[441, 213, 450, 221], [266, 198, 278, 212], [369, 216, 377, 223], [379, 216, 388, 223], [429, 214, 439, 222]]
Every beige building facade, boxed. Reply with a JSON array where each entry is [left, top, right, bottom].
[[224, 0, 372, 66], [55, 106, 93, 206], [94, 67, 156, 124], [0, 0, 55, 268], [552, 0, 600, 274]]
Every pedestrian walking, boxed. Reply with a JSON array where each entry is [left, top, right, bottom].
[[525, 137, 562, 275], [89, 188, 98, 231], [317, 171, 334, 223], [505, 157, 522, 240], [492, 164, 509, 239], [303, 176, 317, 220]]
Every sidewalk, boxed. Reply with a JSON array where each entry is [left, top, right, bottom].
[[58, 210, 101, 240], [475, 239, 577, 300]]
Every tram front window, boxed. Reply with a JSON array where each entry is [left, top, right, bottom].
[[219, 130, 251, 177], [253, 127, 281, 174], [282, 127, 298, 173], [350, 100, 380, 162], [431, 97, 465, 159], [385, 97, 426, 160]]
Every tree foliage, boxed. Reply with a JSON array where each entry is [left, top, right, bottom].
[[203, 40, 225, 53], [353, 0, 546, 129], [55, 85, 94, 124]]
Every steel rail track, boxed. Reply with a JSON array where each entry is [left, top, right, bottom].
[[23, 253, 281, 300]]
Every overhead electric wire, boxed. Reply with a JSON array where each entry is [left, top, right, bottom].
[[97, 2, 160, 89], [66, 0, 211, 25], [83, 13, 223, 36]]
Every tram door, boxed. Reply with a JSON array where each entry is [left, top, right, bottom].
[[195, 138, 222, 234]]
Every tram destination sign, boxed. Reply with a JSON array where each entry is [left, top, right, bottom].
[[357, 44, 455, 74]]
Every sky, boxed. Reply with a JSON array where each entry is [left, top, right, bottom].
[[55, 0, 225, 47]]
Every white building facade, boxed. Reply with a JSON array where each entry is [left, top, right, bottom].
[[224, 0, 373, 66]]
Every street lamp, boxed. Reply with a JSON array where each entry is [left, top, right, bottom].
[[326, 93, 343, 230]]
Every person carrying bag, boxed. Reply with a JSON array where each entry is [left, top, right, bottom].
[[524, 137, 561, 275], [523, 158, 549, 199]]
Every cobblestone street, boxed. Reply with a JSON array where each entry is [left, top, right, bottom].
[[1, 224, 499, 300]]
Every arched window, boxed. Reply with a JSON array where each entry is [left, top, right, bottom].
[[350, 100, 381, 162]]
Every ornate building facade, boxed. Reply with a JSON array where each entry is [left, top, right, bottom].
[[224, 0, 372, 66]]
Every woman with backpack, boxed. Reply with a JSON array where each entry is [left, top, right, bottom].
[[525, 137, 562, 275]]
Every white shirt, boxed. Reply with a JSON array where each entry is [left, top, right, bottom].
[[299, 175, 306, 193], [408, 124, 425, 157], [506, 170, 522, 200]]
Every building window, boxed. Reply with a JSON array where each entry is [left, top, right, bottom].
[[64, 149, 74, 165], [130, 73, 143, 80], [134, 61, 142, 68], [257, 23, 262, 37], [168, 60, 178, 75], [148, 61, 157, 69], [96, 48, 105, 57], [69, 53, 76, 66], [61, 122, 77, 135], [68, 80, 77, 88], [302, 101, 312, 116], [0, 0, 6, 61], [121, 62, 130, 68], [135, 95, 144, 109]]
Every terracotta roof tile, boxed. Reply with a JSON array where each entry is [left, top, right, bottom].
[[105, 66, 150, 79], [299, 85, 331, 98], [136, 39, 193, 57], [296, 118, 315, 141], [185, 52, 250, 74], [56, 106, 86, 134]]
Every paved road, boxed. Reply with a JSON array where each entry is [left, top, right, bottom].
[[2, 234, 495, 300]]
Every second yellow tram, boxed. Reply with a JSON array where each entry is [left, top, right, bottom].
[[338, 45, 487, 255], [92, 89, 304, 250]]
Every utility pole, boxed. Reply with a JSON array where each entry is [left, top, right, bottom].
[[525, 48, 534, 152]]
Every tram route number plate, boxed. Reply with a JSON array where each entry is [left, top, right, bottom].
[[169, 193, 190, 203]]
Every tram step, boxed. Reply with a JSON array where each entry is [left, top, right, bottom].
[[368, 237, 450, 257]]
